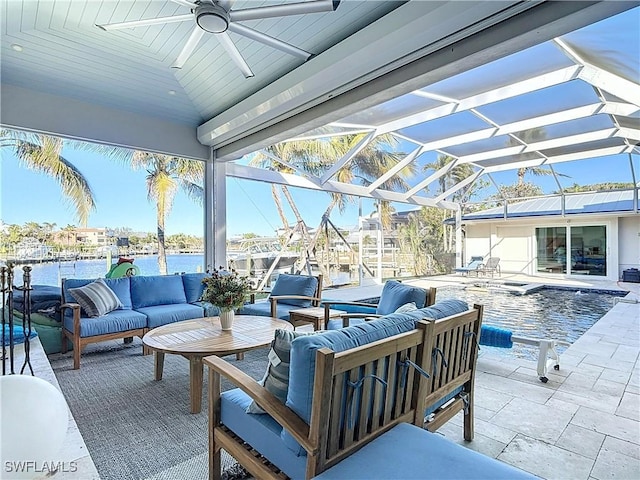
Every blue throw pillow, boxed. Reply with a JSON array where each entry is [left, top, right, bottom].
[[269, 274, 318, 308], [375, 281, 428, 315], [182, 273, 206, 303]]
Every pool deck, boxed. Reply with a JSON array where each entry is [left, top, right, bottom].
[[328, 273, 640, 479]]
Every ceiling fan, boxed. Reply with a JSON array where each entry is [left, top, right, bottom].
[[97, 0, 340, 78]]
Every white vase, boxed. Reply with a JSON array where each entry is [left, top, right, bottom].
[[219, 310, 235, 331]]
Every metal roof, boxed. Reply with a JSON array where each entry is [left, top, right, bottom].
[[461, 190, 638, 221]]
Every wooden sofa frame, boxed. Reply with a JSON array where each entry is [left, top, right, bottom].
[[60, 281, 149, 370], [205, 303, 483, 480]]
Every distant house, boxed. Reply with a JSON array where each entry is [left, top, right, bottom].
[[459, 190, 639, 281]]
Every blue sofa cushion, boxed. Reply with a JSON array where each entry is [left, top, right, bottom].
[[191, 301, 220, 317], [182, 273, 207, 303], [138, 303, 204, 329], [269, 274, 318, 307], [221, 389, 307, 480], [63, 309, 147, 337], [130, 275, 187, 308], [312, 423, 537, 479], [239, 301, 302, 321], [375, 280, 428, 315]]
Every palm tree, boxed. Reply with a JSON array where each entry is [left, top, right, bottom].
[[1, 130, 97, 226], [129, 152, 204, 274], [251, 134, 414, 278]]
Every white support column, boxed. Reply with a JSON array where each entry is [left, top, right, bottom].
[[204, 150, 227, 272], [455, 207, 462, 269], [376, 202, 383, 283]]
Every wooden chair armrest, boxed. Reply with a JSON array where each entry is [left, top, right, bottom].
[[60, 302, 81, 310], [269, 295, 322, 318], [248, 290, 271, 304], [339, 313, 382, 328], [204, 355, 316, 454], [60, 303, 81, 335]]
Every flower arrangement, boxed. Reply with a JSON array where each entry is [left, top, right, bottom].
[[201, 267, 252, 312]]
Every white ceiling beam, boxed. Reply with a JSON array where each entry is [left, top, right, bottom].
[[579, 65, 640, 108], [255, 149, 322, 185], [226, 163, 458, 209], [375, 66, 580, 135], [367, 146, 424, 193], [555, 37, 640, 107], [482, 145, 634, 173], [320, 131, 375, 184], [403, 161, 459, 199], [434, 171, 483, 203], [455, 128, 619, 165], [616, 127, 640, 142]]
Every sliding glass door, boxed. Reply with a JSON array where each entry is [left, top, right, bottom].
[[536, 225, 606, 276]]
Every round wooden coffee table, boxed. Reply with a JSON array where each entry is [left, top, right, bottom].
[[142, 315, 292, 413]]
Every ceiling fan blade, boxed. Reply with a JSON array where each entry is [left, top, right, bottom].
[[216, 32, 254, 78], [228, 23, 311, 60], [216, 0, 236, 11], [229, 0, 339, 22], [97, 14, 192, 31], [169, 0, 196, 7], [171, 27, 206, 69]]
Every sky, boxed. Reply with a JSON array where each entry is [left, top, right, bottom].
[[0, 146, 377, 237]]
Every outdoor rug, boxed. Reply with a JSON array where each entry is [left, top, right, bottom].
[[50, 340, 268, 480]]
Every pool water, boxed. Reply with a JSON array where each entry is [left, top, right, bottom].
[[434, 286, 626, 360]]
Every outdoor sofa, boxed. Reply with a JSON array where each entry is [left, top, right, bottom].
[[61, 273, 215, 369], [206, 298, 536, 479]]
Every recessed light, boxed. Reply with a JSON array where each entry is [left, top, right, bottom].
[[11, 44, 23, 52], [168, 90, 176, 95]]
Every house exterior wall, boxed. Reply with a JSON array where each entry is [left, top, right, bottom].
[[463, 214, 630, 281], [618, 216, 640, 278]]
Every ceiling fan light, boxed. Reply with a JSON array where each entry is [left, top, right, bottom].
[[196, 3, 229, 33]]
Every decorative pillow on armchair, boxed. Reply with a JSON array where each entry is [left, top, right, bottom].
[[68, 278, 122, 318], [247, 328, 318, 414]]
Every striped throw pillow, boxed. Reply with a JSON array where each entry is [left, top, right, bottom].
[[69, 279, 123, 318]]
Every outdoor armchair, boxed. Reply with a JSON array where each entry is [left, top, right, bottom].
[[240, 273, 323, 322], [479, 257, 501, 277], [322, 280, 436, 329]]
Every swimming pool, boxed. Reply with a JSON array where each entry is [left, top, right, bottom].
[[434, 285, 626, 360]]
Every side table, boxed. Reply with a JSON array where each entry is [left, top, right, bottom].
[[289, 307, 345, 331]]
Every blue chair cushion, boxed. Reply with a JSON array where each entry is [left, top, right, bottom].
[[63, 309, 147, 337], [221, 389, 307, 479], [182, 273, 207, 303], [312, 423, 537, 479], [283, 314, 419, 453], [239, 302, 302, 322], [130, 275, 187, 308], [138, 303, 204, 329], [375, 281, 428, 315], [269, 274, 318, 307]]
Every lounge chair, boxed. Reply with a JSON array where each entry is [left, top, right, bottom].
[[479, 257, 501, 277], [454, 259, 484, 276]]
